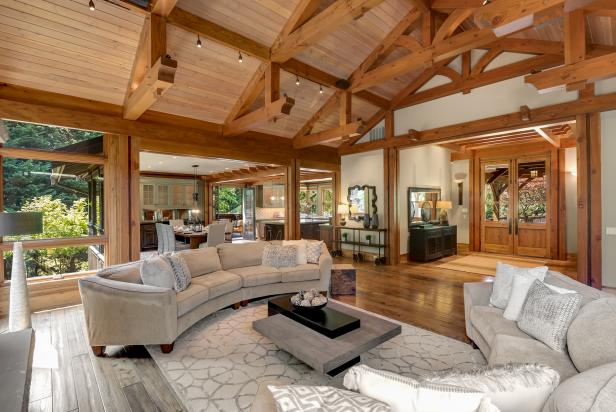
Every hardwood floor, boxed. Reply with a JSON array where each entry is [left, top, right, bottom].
[[0, 250, 576, 411]]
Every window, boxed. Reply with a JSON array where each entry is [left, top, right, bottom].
[[320, 186, 333, 215], [213, 186, 242, 215], [1, 120, 106, 280]]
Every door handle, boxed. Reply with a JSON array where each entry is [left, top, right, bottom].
[[514, 220, 519, 235], [508, 220, 512, 235]]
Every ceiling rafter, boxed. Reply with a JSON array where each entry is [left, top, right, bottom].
[[225, 63, 267, 124], [470, 45, 504, 76], [432, 8, 475, 44]]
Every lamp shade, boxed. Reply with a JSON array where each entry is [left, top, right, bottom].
[[436, 200, 453, 210], [0, 212, 43, 236], [337, 203, 349, 214]]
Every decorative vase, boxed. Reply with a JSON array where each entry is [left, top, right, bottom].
[[370, 213, 379, 229], [8, 242, 31, 332], [363, 214, 370, 228]]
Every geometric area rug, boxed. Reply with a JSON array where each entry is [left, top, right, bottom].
[[147, 300, 486, 411]]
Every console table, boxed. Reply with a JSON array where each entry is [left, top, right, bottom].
[[408, 224, 457, 262], [331, 226, 387, 265]]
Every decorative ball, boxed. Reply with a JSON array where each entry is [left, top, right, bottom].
[[309, 288, 319, 295], [303, 292, 315, 301], [300, 299, 312, 307], [290, 294, 301, 305]]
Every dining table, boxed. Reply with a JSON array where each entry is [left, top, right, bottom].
[[174, 229, 208, 249]]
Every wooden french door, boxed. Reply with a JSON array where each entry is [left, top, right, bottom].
[[480, 155, 550, 258]]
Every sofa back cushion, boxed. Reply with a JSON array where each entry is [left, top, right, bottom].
[[544, 271, 610, 306], [97, 261, 143, 284], [567, 298, 616, 372], [216, 242, 268, 270], [177, 247, 221, 277], [140, 256, 174, 289]]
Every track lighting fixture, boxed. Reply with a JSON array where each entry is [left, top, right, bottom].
[[319, 84, 323, 94], [196, 35, 202, 48], [482, 0, 491, 4], [238, 51, 243, 63], [89, 0, 95, 11], [295, 76, 300, 86]]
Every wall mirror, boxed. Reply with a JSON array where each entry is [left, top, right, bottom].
[[408, 187, 441, 224], [347, 185, 377, 221]]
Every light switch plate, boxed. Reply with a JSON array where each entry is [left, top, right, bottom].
[[606, 227, 616, 236]]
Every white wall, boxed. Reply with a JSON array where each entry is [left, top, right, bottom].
[[450, 160, 470, 244], [398, 146, 452, 254], [564, 148, 577, 254], [601, 111, 616, 287]]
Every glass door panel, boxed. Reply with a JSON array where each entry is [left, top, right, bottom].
[[514, 158, 549, 257], [242, 187, 256, 241], [481, 162, 513, 254]]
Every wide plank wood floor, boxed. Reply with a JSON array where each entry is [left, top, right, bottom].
[[0, 251, 576, 411]]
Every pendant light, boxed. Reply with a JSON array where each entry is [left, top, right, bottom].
[[89, 0, 95, 10], [295, 76, 300, 86], [319, 84, 324, 94], [191, 165, 201, 220], [238, 51, 243, 63]]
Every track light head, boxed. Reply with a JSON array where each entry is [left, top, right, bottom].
[[319, 84, 323, 94], [196, 35, 202, 48], [238, 51, 243, 63], [295, 76, 300, 86], [89, 0, 95, 11]]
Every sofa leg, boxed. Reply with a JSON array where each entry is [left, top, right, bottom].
[[240, 300, 249, 307], [232, 302, 241, 310], [91, 346, 106, 357], [160, 343, 174, 354]]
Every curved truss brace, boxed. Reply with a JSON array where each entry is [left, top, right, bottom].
[[435, 66, 462, 83], [432, 8, 475, 45], [470, 46, 504, 76]]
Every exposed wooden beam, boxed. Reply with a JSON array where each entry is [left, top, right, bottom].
[[293, 92, 341, 139], [124, 56, 177, 120], [271, 0, 322, 52], [525, 52, 616, 92], [339, 90, 616, 154], [225, 63, 267, 123], [473, 0, 565, 37], [265, 63, 281, 104], [395, 35, 424, 52], [564, 8, 587, 90], [151, 0, 178, 16], [496, 38, 565, 55], [294, 121, 365, 149], [470, 45, 504, 76], [407, 0, 430, 13], [422, 9, 436, 47], [207, 166, 285, 183], [223, 96, 295, 137], [433, 8, 475, 44], [431, 0, 483, 10], [271, 0, 387, 63], [343, 108, 388, 146], [535, 127, 561, 147]]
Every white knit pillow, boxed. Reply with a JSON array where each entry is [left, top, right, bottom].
[[283, 239, 308, 265], [343, 364, 498, 412], [423, 364, 560, 412], [490, 263, 548, 309]]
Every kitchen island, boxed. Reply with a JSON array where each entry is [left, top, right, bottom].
[[263, 218, 331, 241]]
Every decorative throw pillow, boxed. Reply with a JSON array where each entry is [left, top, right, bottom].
[[98, 261, 142, 284], [503, 269, 547, 321], [423, 364, 560, 412], [268, 385, 390, 412], [490, 263, 548, 309], [262, 244, 298, 268], [283, 239, 308, 265], [343, 364, 497, 412], [305, 240, 323, 264], [517, 280, 582, 352], [140, 256, 174, 289], [164, 253, 192, 292], [177, 247, 221, 277]]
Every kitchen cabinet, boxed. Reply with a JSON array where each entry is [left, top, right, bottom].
[[256, 184, 285, 208], [156, 184, 169, 206], [142, 184, 154, 206], [141, 177, 202, 210]]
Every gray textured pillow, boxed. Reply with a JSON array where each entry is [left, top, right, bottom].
[[140, 256, 174, 289], [518, 280, 582, 352], [306, 241, 323, 264], [262, 244, 297, 268], [164, 253, 192, 292], [267, 385, 389, 412]]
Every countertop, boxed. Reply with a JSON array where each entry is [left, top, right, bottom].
[[263, 219, 331, 226]]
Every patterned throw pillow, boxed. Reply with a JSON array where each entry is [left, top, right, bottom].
[[262, 244, 298, 268], [268, 385, 389, 412], [162, 253, 192, 292], [518, 280, 582, 352], [306, 241, 323, 264]]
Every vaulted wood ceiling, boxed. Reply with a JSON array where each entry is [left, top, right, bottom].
[[0, 0, 615, 149]]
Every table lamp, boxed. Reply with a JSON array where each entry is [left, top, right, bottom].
[[436, 200, 453, 226], [0, 212, 43, 331], [337, 203, 349, 226]]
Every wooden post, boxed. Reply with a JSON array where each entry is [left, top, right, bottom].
[[550, 147, 559, 259], [558, 148, 567, 261], [285, 159, 300, 240], [129, 136, 141, 262], [576, 114, 591, 285], [383, 147, 400, 264], [469, 152, 481, 251], [104, 134, 131, 265], [589, 112, 602, 288]]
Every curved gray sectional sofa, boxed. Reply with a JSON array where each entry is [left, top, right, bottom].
[[78, 241, 332, 355], [465, 271, 616, 411]]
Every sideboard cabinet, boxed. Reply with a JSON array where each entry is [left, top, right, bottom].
[[408, 225, 457, 262]]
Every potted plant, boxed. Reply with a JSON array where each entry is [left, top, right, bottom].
[[342, 232, 348, 242], [366, 234, 372, 245]]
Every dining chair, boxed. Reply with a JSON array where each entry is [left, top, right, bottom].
[[156, 223, 177, 254], [204, 222, 226, 248]]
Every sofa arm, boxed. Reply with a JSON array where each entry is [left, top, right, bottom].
[[463, 282, 494, 339], [78, 276, 177, 346], [319, 244, 333, 293]]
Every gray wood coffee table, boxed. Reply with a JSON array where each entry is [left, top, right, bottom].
[[253, 296, 401, 376]]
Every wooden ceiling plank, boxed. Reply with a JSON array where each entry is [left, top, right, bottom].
[[271, 0, 387, 63], [525, 52, 616, 91], [223, 96, 295, 137], [294, 121, 365, 149], [225, 63, 267, 124]]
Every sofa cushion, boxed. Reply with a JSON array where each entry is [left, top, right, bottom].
[[217, 242, 268, 270], [567, 298, 616, 372], [191, 270, 242, 299], [544, 271, 610, 306], [470, 306, 532, 346], [177, 247, 221, 277], [176, 284, 209, 317], [488, 334, 579, 381], [140, 256, 174, 289], [279, 264, 320, 283], [97, 261, 142, 284], [542, 361, 616, 412], [229, 265, 281, 287]]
